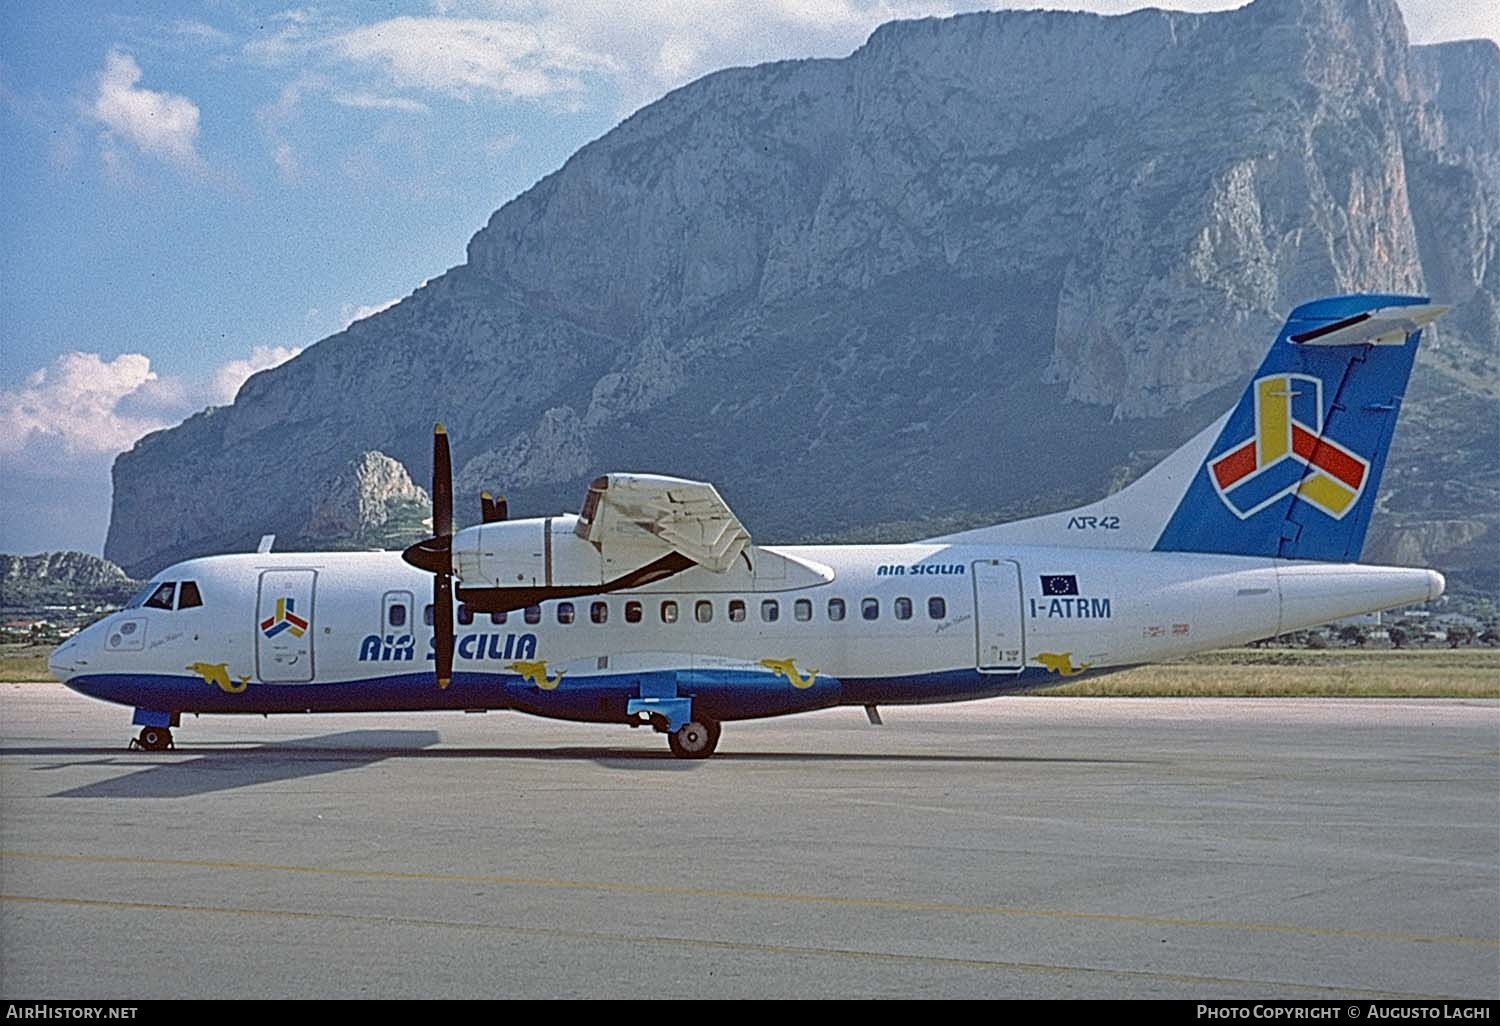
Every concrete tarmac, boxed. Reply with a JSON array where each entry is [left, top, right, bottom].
[[1, 683, 1496, 999]]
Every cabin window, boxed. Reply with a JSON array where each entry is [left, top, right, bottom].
[[728, 599, 746, 623], [524, 605, 541, 625], [861, 598, 879, 621], [178, 581, 203, 609], [828, 598, 845, 622], [661, 601, 679, 624], [794, 598, 812, 622], [761, 599, 779, 623], [491, 611, 507, 625], [144, 582, 176, 611], [591, 601, 608, 624], [557, 602, 576, 625], [695, 600, 713, 623], [894, 597, 913, 621], [457, 603, 474, 626], [388, 602, 407, 628], [424, 604, 434, 626], [625, 601, 643, 624], [928, 596, 946, 620]]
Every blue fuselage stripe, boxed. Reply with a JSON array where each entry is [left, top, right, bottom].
[[63, 666, 1066, 722]]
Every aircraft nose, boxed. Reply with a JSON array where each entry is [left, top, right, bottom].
[[47, 618, 104, 683], [1426, 570, 1446, 603], [48, 636, 82, 682]]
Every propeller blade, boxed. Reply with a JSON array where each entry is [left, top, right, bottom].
[[435, 568, 453, 690], [480, 491, 508, 523], [433, 424, 455, 689], [433, 424, 453, 540]]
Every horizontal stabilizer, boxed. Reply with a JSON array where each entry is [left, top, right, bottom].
[[1289, 303, 1449, 346]]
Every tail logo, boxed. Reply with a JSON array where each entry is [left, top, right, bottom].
[[1208, 374, 1368, 520]]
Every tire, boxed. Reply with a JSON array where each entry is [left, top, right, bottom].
[[138, 727, 171, 752], [667, 718, 721, 759]]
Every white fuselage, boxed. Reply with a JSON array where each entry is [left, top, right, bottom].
[[50, 541, 1442, 721]]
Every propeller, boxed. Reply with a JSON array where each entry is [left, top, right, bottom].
[[480, 491, 508, 523], [401, 424, 454, 689]]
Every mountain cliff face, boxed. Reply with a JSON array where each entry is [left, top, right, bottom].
[[301, 450, 429, 547], [106, 0, 1498, 595]]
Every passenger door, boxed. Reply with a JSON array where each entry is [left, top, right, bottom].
[[972, 559, 1024, 673], [256, 569, 316, 682]]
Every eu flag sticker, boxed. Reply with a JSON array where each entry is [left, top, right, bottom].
[[1041, 574, 1079, 596]]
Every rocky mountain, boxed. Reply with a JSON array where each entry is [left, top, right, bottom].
[[301, 450, 430, 549], [106, 0, 1498, 597], [0, 552, 138, 608]]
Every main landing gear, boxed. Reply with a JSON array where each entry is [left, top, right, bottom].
[[130, 726, 174, 752], [667, 718, 721, 760]]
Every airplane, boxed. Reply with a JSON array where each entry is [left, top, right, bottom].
[[49, 293, 1450, 758]]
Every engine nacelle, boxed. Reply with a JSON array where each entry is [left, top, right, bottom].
[[452, 515, 608, 589]]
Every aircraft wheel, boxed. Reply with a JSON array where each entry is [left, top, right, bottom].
[[667, 718, 720, 759], [136, 726, 173, 752]]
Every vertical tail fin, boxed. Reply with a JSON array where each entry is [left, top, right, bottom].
[[1153, 294, 1445, 561], [925, 294, 1445, 561]]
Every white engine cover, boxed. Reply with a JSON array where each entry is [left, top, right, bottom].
[[452, 515, 618, 589]]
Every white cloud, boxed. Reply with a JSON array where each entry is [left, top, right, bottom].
[[172, 19, 234, 47], [1397, 0, 1500, 43], [243, 9, 323, 64], [340, 297, 401, 327], [333, 16, 621, 102], [0, 345, 311, 477], [211, 345, 303, 404], [294, 4, 997, 115], [486, 132, 521, 158], [497, 1, 968, 100], [0, 353, 182, 461], [333, 92, 430, 113], [256, 73, 325, 182], [90, 49, 206, 174], [242, 5, 975, 134]]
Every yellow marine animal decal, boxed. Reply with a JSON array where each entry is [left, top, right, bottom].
[[759, 658, 818, 690], [1035, 652, 1091, 678], [508, 660, 564, 690], [187, 662, 251, 694]]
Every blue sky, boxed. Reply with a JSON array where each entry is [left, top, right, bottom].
[[2, 1, 1494, 559]]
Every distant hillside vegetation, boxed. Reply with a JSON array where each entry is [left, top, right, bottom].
[[0, 552, 139, 608]]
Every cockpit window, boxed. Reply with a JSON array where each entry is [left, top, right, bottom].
[[143, 582, 176, 610], [126, 581, 160, 609], [178, 581, 203, 609]]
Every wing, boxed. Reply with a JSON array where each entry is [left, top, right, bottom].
[[575, 473, 751, 573]]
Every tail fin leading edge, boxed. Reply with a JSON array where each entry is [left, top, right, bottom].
[[1152, 294, 1445, 562]]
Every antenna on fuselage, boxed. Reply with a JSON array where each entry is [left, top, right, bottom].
[[257, 534, 275, 554]]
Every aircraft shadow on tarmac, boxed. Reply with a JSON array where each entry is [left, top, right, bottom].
[[40, 730, 442, 799], [22, 732, 1151, 798]]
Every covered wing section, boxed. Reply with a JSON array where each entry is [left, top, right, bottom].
[[575, 473, 751, 573], [451, 473, 759, 614]]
